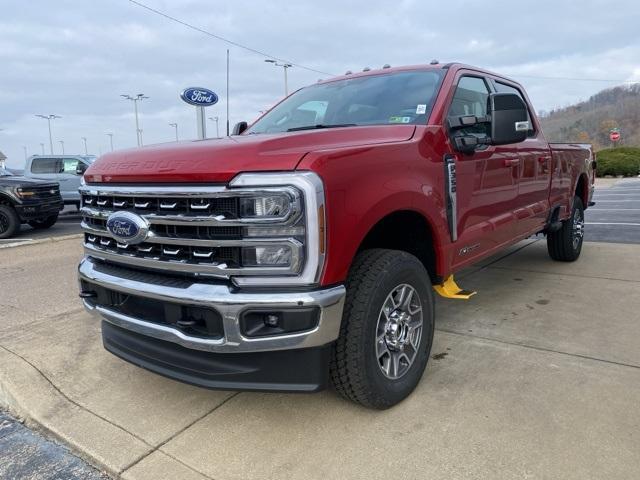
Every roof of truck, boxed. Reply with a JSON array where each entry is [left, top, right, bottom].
[[316, 62, 520, 86]]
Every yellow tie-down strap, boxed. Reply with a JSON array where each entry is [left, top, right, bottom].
[[433, 275, 477, 300]]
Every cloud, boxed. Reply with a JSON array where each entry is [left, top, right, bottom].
[[1, 0, 639, 165]]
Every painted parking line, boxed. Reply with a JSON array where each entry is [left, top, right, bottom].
[[585, 222, 640, 226]]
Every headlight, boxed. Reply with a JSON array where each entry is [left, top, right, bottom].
[[229, 172, 326, 287], [15, 187, 36, 198], [239, 195, 290, 218]]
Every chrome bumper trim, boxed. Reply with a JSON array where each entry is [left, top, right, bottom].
[[78, 257, 345, 353]]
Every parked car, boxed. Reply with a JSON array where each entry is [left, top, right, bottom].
[[24, 155, 96, 208], [0, 166, 63, 238], [77, 63, 595, 408]]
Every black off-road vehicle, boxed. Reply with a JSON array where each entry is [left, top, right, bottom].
[[0, 167, 63, 239]]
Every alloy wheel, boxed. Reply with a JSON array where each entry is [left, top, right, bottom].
[[375, 284, 423, 380]]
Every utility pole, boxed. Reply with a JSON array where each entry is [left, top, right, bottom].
[[59, 140, 65, 155], [120, 94, 148, 147], [265, 60, 293, 96], [208, 116, 220, 138], [169, 123, 179, 142], [40, 143, 45, 155], [35, 114, 61, 154], [81, 137, 88, 155], [106, 133, 114, 152], [226, 49, 230, 136]]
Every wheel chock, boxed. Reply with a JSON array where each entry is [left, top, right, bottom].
[[433, 275, 476, 300]]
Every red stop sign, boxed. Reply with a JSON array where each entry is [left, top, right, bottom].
[[610, 131, 621, 142]]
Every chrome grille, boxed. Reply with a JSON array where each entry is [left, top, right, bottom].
[[79, 184, 305, 278], [82, 193, 238, 217]]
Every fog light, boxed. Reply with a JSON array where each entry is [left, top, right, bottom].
[[264, 314, 280, 327]]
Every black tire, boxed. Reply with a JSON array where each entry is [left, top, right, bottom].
[[0, 204, 20, 239], [330, 249, 435, 409], [28, 214, 58, 229], [547, 196, 584, 262]]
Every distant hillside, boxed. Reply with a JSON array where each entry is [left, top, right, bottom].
[[539, 84, 640, 150]]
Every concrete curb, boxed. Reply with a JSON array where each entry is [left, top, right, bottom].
[[0, 233, 83, 250], [0, 346, 150, 478]]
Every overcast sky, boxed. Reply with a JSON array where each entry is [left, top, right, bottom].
[[2, 0, 640, 166]]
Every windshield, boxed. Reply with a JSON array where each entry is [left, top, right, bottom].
[[247, 70, 444, 134]]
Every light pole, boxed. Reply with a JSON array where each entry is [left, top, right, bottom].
[[121, 94, 148, 147], [265, 60, 292, 96], [40, 143, 45, 155], [59, 140, 65, 154], [35, 114, 61, 154], [208, 116, 220, 138], [106, 133, 114, 152], [169, 123, 178, 142], [81, 137, 88, 155]]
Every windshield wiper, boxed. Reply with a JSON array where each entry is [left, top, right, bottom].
[[287, 123, 356, 132]]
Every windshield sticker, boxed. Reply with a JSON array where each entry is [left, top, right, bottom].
[[389, 116, 412, 124], [416, 104, 427, 114]]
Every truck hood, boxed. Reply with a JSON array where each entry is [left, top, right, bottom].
[[0, 175, 58, 187], [85, 125, 415, 183]]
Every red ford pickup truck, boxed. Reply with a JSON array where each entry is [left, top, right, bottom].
[[78, 63, 595, 408]]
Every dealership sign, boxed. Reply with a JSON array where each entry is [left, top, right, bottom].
[[180, 87, 219, 107]]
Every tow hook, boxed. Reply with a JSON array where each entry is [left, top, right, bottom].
[[78, 291, 97, 299]]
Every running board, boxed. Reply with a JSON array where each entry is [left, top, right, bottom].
[[433, 275, 477, 300]]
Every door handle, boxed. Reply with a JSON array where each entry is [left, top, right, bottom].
[[503, 158, 520, 167]]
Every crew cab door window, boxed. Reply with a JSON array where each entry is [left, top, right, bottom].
[[62, 158, 81, 174], [447, 76, 490, 135], [30, 157, 61, 174]]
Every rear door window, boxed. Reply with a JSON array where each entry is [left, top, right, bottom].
[[31, 158, 61, 174]]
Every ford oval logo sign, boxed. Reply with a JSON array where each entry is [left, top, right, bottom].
[[106, 211, 149, 245], [180, 87, 219, 107]]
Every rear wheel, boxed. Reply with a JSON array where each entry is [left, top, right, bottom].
[[0, 204, 20, 239], [547, 196, 584, 262], [28, 214, 58, 229], [330, 249, 435, 409]]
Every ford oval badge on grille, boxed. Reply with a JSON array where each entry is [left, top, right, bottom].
[[106, 211, 149, 245]]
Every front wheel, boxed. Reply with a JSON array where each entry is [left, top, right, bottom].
[[547, 196, 584, 262], [0, 204, 20, 239], [330, 249, 435, 409], [28, 214, 58, 229]]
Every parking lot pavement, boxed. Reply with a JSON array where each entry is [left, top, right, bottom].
[[1, 237, 639, 479], [0, 206, 82, 248], [0, 410, 107, 479], [586, 177, 640, 244]]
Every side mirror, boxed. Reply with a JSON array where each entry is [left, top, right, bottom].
[[489, 93, 528, 145], [75, 163, 87, 175], [232, 121, 248, 135]]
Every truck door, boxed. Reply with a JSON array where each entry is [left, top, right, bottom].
[[59, 157, 84, 205], [492, 80, 551, 236], [446, 74, 520, 267]]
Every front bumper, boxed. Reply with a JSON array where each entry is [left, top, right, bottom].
[[15, 200, 63, 220], [78, 257, 346, 390]]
